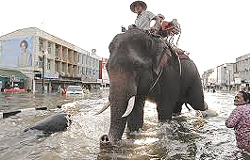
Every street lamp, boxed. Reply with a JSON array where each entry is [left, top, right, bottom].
[[42, 50, 47, 94], [226, 70, 230, 92], [224, 66, 230, 92]]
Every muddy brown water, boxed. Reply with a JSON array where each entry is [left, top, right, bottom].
[[0, 90, 250, 160]]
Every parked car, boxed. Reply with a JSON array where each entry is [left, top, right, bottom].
[[65, 85, 84, 97]]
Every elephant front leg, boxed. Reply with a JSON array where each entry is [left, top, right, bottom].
[[127, 96, 145, 132]]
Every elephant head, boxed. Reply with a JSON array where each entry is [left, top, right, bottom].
[[100, 27, 180, 147]]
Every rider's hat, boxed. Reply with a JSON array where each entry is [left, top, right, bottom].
[[130, 1, 147, 13]]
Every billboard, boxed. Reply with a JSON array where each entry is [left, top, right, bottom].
[[0, 37, 33, 68]]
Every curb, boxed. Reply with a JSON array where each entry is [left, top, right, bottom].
[[0, 106, 48, 119]]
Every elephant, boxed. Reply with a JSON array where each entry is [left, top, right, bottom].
[[24, 113, 71, 134], [99, 27, 207, 147]]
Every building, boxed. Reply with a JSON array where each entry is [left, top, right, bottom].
[[201, 57, 250, 92], [0, 67, 28, 91], [202, 68, 215, 90], [216, 63, 235, 91], [235, 53, 250, 90], [0, 27, 107, 92], [235, 53, 250, 82], [99, 58, 109, 87], [202, 63, 236, 91]]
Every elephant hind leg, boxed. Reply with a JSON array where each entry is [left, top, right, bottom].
[[156, 99, 175, 121], [172, 102, 184, 116]]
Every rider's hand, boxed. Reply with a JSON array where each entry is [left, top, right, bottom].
[[121, 26, 126, 32], [128, 24, 137, 29], [150, 26, 157, 33]]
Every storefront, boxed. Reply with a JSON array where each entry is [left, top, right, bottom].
[[0, 68, 28, 91]]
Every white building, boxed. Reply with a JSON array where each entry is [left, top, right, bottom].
[[0, 27, 100, 92]]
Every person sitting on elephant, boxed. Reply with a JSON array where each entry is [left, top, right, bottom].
[[157, 14, 166, 27], [157, 13, 169, 38], [122, 1, 161, 32]]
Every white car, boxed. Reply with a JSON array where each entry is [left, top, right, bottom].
[[65, 85, 84, 97]]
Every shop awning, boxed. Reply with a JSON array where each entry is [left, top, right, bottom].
[[0, 68, 28, 80]]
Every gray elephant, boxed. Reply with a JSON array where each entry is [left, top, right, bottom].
[[24, 113, 71, 134], [99, 27, 207, 147]]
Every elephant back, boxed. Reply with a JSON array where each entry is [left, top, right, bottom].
[[173, 46, 190, 60]]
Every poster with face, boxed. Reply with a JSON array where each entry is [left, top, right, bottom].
[[0, 37, 33, 68]]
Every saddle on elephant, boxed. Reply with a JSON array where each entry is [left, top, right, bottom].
[[158, 19, 181, 38]]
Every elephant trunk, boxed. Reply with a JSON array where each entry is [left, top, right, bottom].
[[100, 69, 136, 147]]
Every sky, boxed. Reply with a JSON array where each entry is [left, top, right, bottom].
[[1, 0, 250, 75]]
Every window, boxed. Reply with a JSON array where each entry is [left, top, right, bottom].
[[62, 47, 67, 58], [39, 38, 44, 51], [78, 66, 81, 74], [38, 57, 43, 68], [55, 44, 59, 57], [47, 41, 51, 54], [55, 62, 59, 72], [82, 55, 86, 65], [62, 63, 65, 72], [86, 56, 89, 65], [82, 67, 85, 75], [47, 59, 51, 70], [78, 54, 81, 63]]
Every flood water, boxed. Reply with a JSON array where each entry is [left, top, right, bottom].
[[0, 90, 250, 160]]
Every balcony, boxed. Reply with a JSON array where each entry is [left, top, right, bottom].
[[55, 57, 62, 61]]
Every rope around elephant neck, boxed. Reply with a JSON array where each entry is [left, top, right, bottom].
[[148, 67, 163, 94]]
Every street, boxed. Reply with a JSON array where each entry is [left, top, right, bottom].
[[0, 90, 249, 159]]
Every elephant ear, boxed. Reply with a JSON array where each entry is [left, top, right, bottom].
[[153, 49, 170, 75]]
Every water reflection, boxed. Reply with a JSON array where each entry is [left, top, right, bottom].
[[0, 91, 250, 159], [0, 93, 75, 113]]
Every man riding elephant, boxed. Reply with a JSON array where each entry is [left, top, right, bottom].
[[98, 1, 208, 148], [123, 1, 184, 55], [122, 1, 161, 32]]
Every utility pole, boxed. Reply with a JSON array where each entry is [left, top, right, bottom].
[[42, 53, 45, 93], [224, 65, 230, 92], [228, 70, 230, 92], [42, 50, 47, 94]]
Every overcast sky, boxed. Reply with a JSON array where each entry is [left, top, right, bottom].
[[1, 0, 250, 75]]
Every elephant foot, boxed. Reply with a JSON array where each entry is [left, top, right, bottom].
[[204, 101, 208, 110], [172, 112, 181, 117], [100, 134, 113, 149]]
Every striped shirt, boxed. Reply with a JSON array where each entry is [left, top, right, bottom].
[[225, 104, 250, 149], [135, 11, 156, 30]]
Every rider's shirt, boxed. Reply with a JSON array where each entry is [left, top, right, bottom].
[[135, 11, 155, 30]]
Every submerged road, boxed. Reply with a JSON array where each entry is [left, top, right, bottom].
[[0, 90, 250, 159]]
